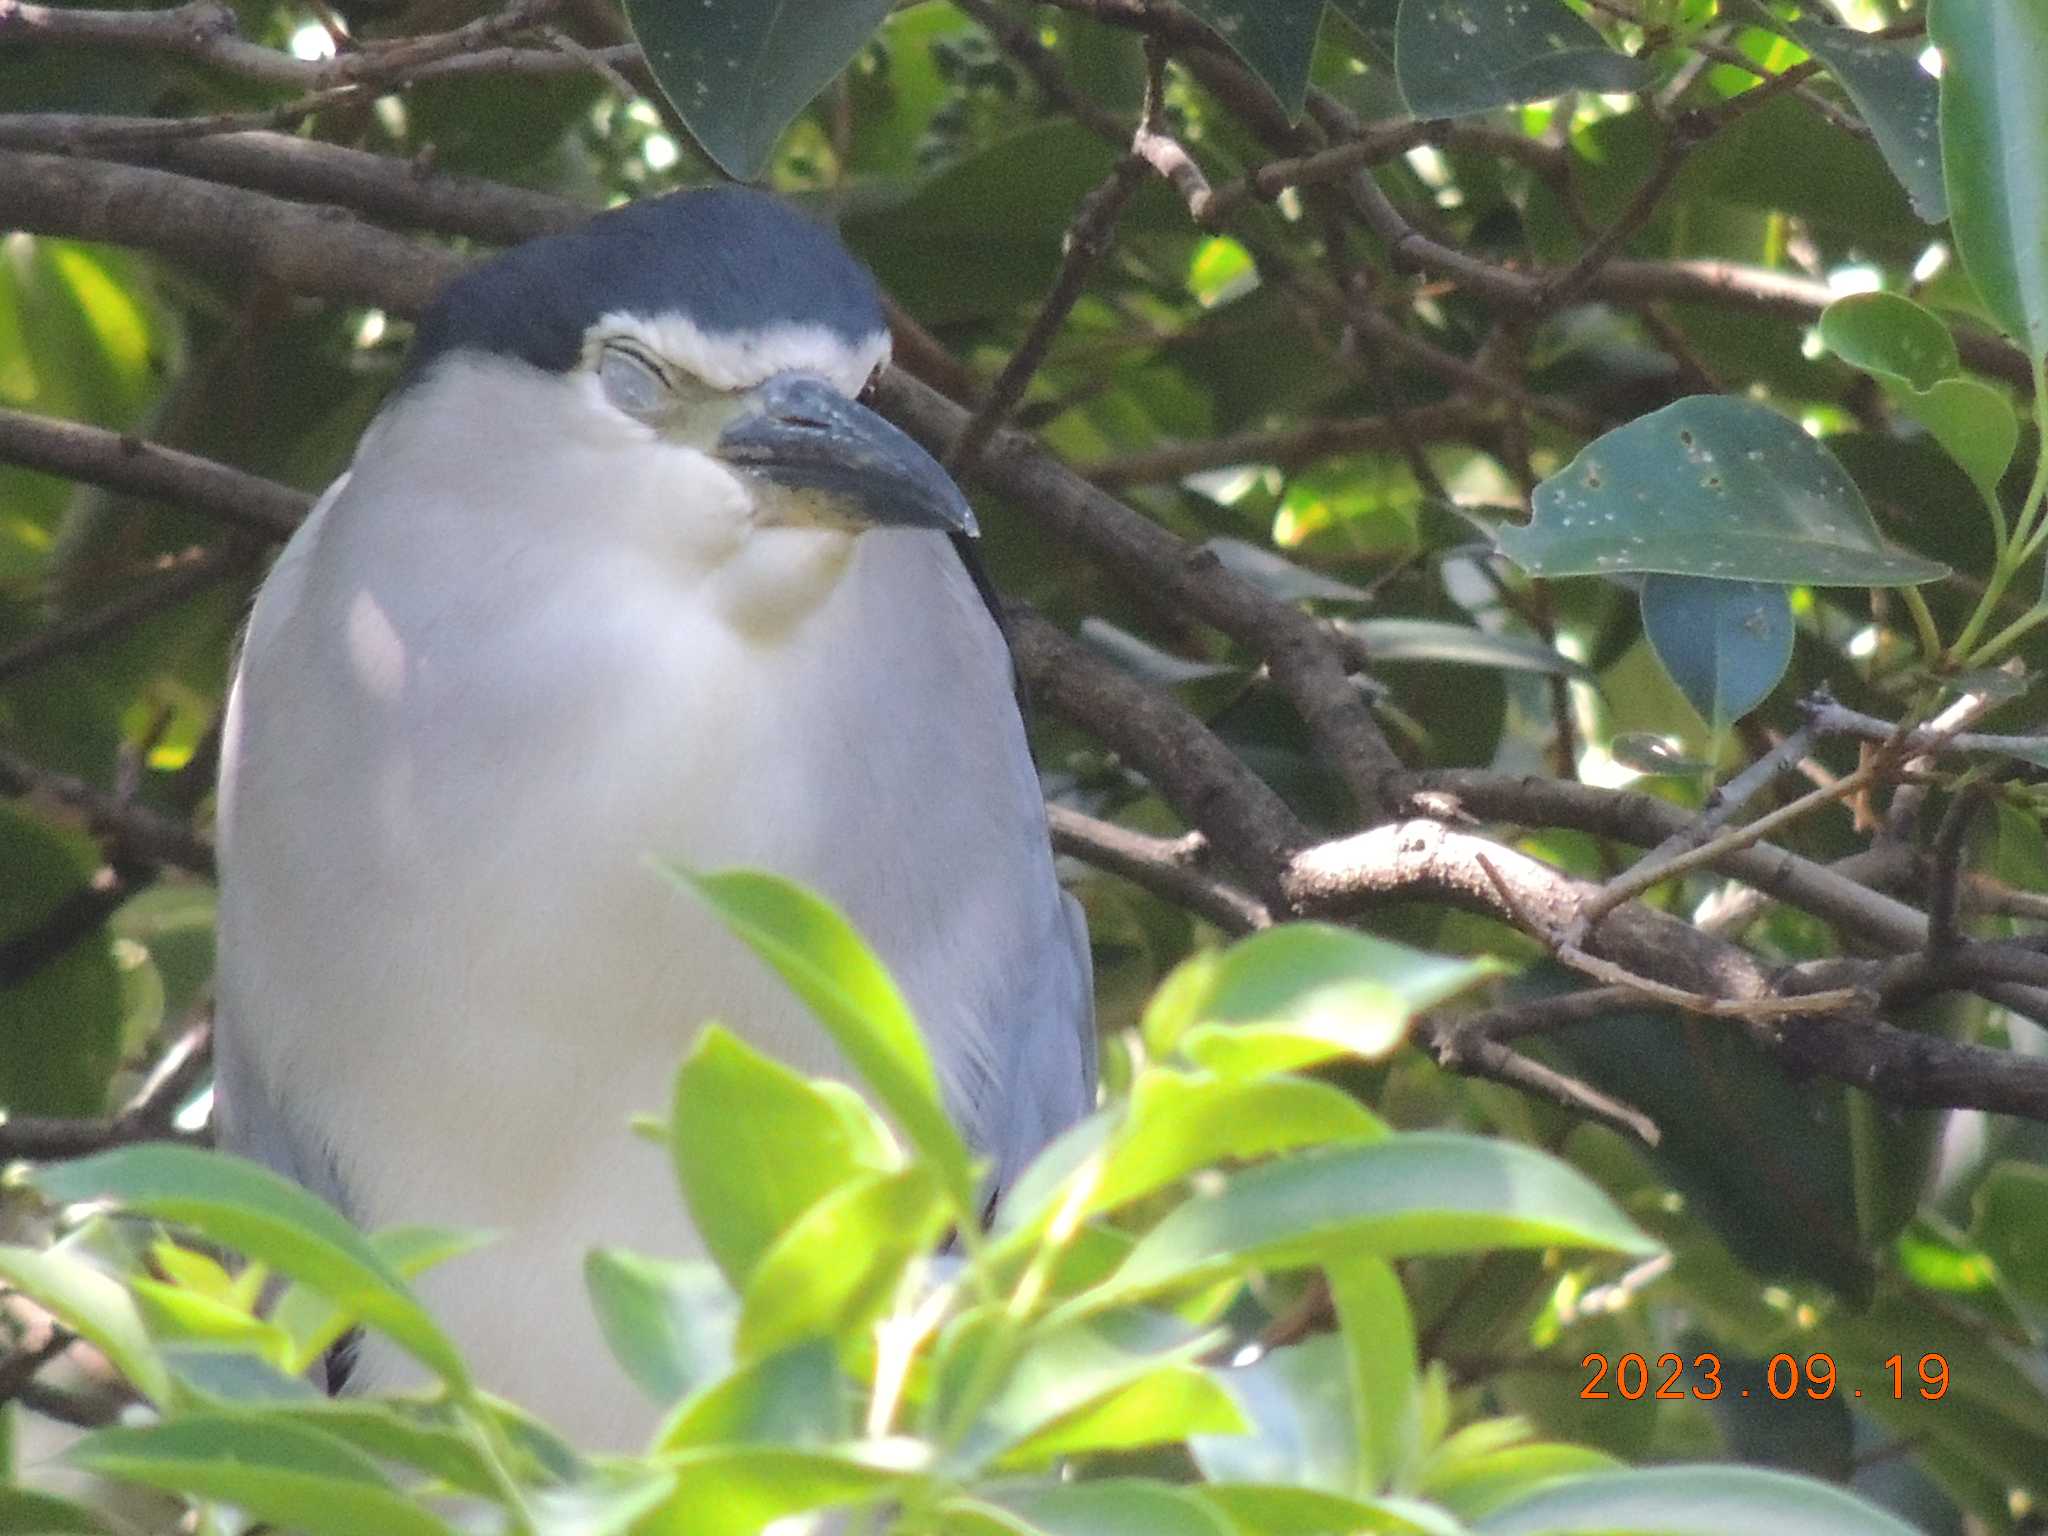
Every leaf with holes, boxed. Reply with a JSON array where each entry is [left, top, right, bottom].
[[1640, 575, 1794, 727], [1930, 0, 2048, 356], [1502, 396, 1948, 586], [1787, 19, 1945, 223], [1818, 292, 2016, 504], [1396, 0, 1645, 119], [1179, 0, 1328, 119], [623, 0, 894, 180]]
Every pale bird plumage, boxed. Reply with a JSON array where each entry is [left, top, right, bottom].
[[213, 187, 1095, 1446]]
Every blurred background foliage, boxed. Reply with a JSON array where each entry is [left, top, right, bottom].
[[4, 0, 2048, 1529]]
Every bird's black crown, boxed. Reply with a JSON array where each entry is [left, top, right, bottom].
[[405, 185, 887, 383]]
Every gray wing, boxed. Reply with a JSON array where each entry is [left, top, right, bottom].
[[986, 885, 1097, 1202]]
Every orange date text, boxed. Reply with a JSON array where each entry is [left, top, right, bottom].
[[1578, 1351, 1949, 1402]]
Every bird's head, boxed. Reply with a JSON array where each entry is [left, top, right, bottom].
[[392, 186, 975, 553]]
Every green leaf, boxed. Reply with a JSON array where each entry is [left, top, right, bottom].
[[952, 1310, 1244, 1467], [640, 1445, 921, 1536], [1093, 1071, 1389, 1218], [1506, 395, 1948, 586], [270, 1225, 493, 1378], [1345, 619, 1597, 683], [985, 1479, 1236, 1536], [528, 1468, 680, 1536], [736, 1165, 949, 1358], [1198, 1486, 1470, 1535], [1079, 1134, 1658, 1311], [0, 1244, 172, 1405], [670, 867, 977, 1212], [622, 0, 894, 180], [0, 1487, 114, 1534], [585, 1251, 736, 1406], [0, 806, 123, 1115], [1205, 538, 1375, 605], [1472, 1464, 1923, 1535], [1329, 1256, 1419, 1493], [1169, 923, 1494, 1078], [32, 1146, 468, 1391], [1396, 0, 1645, 118], [237, 1400, 506, 1496], [669, 1025, 896, 1289], [1423, 1430, 1619, 1521], [67, 1416, 459, 1536], [658, 1337, 849, 1451], [1818, 292, 2017, 502], [1930, 0, 2048, 356], [1606, 732, 1711, 776], [1786, 19, 1945, 223], [1180, 0, 1327, 118], [1639, 576, 1794, 726], [1971, 1160, 2048, 1313], [1192, 1334, 1359, 1494]]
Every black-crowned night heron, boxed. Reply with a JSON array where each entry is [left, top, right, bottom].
[[212, 186, 1097, 1445]]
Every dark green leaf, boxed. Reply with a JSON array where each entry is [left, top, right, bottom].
[[1396, 0, 1644, 119], [33, 1146, 466, 1390], [0, 1488, 114, 1534], [1971, 1161, 2048, 1313], [1606, 733, 1712, 776], [0, 807, 122, 1115], [1639, 575, 1794, 726], [66, 1416, 459, 1536], [1786, 19, 1945, 223], [1198, 1486, 1468, 1535], [1929, 0, 2048, 354], [623, 0, 894, 179], [1345, 619, 1596, 683], [1473, 1464, 1923, 1534], [1180, 0, 1328, 118], [1506, 396, 1948, 586]]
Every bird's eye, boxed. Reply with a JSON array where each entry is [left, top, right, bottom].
[[598, 343, 670, 416], [857, 366, 883, 405]]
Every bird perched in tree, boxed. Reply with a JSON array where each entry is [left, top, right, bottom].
[[212, 185, 1096, 1446]]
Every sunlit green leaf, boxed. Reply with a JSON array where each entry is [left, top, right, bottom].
[[671, 867, 977, 1213], [737, 1165, 948, 1358], [33, 1146, 467, 1390], [1472, 1464, 1923, 1534], [0, 1244, 172, 1405], [585, 1251, 736, 1406], [1077, 1134, 1657, 1312], [67, 1416, 459, 1536], [1818, 292, 2016, 502], [670, 1025, 896, 1289]]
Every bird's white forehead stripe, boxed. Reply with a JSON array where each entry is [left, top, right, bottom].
[[592, 310, 890, 397]]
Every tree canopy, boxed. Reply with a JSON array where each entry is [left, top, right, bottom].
[[3, 0, 2048, 1531]]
